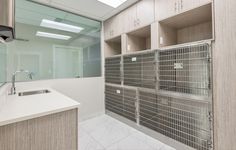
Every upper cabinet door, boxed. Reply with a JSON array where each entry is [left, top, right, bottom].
[[180, 0, 194, 12], [104, 19, 112, 40], [155, 0, 212, 21], [180, 0, 212, 13], [136, 0, 155, 28], [125, 0, 155, 32], [112, 13, 122, 37], [126, 4, 138, 32], [199, 0, 212, 5], [155, 0, 178, 21], [104, 14, 123, 40]]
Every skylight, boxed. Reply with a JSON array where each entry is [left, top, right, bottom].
[[97, 0, 128, 8]]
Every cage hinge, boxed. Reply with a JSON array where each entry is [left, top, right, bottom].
[[208, 82, 211, 90], [208, 111, 213, 122], [207, 139, 213, 149], [208, 57, 212, 63]]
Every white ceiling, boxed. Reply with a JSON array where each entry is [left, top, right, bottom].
[[30, 0, 140, 21]]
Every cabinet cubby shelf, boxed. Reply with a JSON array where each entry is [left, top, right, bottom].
[[104, 36, 122, 57], [126, 25, 151, 53], [158, 3, 213, 47]]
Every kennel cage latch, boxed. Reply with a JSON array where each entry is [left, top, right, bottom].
[[208, 111, 213, 122]]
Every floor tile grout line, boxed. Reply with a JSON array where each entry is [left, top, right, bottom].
[[80, 116, 135, 149], [79, 115, 174, 150], [85, 123, 134, 149], [79, 127, 106, 149], [104, 133, 133, 149]]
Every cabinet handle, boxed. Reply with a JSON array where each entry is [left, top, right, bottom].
[[134, 20, 136, 27], [110, 30, 113, 36], [174, 2, 177, 13], [177, 0, 183, 12], [137, 19, 140, 25]]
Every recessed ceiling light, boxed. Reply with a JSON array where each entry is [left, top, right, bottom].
[[97, 0, 128, 8], [36, 31, 71, 40], [40, 19, 84, 33]]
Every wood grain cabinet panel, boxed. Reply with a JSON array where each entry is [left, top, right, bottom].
[[125, 4, 137, 33], [104, 13, 123, 40], [0, 121, 29, 150], [104, 0, 154, 40], [199, 0, 212, 5], [155, 0, 178, 21], [0, 109, 78, 150], [181, 0, 212, 12], [129, 0, 155, 31], [29, 109, 77, 150], [155, 0, 212, 21], [136, 0, 155, 29]]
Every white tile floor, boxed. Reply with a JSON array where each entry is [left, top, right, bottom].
[[79, 114, 176, 150]]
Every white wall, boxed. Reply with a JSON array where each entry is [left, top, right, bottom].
[[8, 77, 105, 121]]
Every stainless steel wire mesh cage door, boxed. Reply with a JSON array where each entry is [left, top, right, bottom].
[[139, 89, 213, 150], [105, 85, 123, 116], [105, 56, 122, 84], [157, 43, 211, 97], [105, 85, 137, 122], [123, 51, 156, 89]]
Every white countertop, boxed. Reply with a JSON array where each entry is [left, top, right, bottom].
[[0, 88, 80, 126]]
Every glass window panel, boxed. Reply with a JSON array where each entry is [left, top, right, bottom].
[[0, 44, 7, 86], [6, 0, 101, 82]]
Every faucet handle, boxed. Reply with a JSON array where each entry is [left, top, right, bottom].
[[28, 72, 34, 80]]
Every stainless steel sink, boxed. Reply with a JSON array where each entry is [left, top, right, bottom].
[[18, 89, 50, 96]]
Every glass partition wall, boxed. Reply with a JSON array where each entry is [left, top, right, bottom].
[[0, 44, 7, 86], [6, 0, 101, 82]]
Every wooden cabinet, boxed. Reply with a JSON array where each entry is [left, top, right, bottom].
[[155, 0, 212, 20], [181, 0, 194, 12], [0, 109, 78, 150], [181, 0, 212, 12], [136, 0, 155, 29], [104, 0, 155, 40], [155, 0, 177, 21], [126, 0, 154, 32], [199, 0, 212, 5], [0, 121, 30, 150], [158, 3, 213, 47], [104, 13, 123, 40], [29, 109, 77, 150]]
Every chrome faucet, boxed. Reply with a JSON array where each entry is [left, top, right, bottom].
[[9, 70, 34, 95]]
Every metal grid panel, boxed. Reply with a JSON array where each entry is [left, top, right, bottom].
[[105, 57, 121, 84], [158, 44, 211, 96], [105, 85, 123, 116], [123, 51, 156, 89], [139, 90, 212, 150], [123, 87, 137, 122], [105, 85, 137, 122]]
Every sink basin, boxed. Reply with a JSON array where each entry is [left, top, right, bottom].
[[18, 89, 50, 97]]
